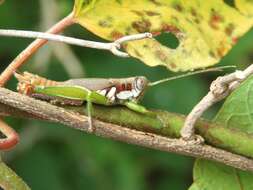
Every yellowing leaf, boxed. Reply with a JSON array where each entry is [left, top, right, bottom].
[[236, 0, 253, 16], [73, 0, 253, 71]]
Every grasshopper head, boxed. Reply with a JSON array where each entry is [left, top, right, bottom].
[[134, 76, 148, 91], [132, 76, 149, 100]]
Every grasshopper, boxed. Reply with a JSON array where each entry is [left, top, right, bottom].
[[14, 66, 233, 132], [15, 72, 152, 132]]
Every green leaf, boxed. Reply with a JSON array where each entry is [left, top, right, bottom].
[[189, 159, 253, 190], [214, 75, 253, 133], [0, 157, 30, 190], [73, 0, 253, 71], [190, 74, 253, 190]]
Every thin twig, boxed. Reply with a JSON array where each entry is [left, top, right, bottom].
[[0, 118, 19, 150], [181, 64, 253, 141], [0, 29, 152, 57], [0, 12, 75, 87], [0, 87, 253, 172]]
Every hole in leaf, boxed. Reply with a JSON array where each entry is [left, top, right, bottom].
[[154, 32, 179, 49], [0, 131, 6, 138], [224, 0, 236, 8]]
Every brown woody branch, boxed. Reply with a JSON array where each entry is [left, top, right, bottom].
[[0, 87, 253, 172]]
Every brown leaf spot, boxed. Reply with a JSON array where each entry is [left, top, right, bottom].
[[110, 30, 124, 40], [170, 62, 177, 69], [143, 44, 149, 48], [190, 8, 202, 24], [131, 10, 144, 17], [155, 50, 168, 61], [209, 50, 216, 58], [194, 18, 200, 24], [190, 7, 197, 17], [149, 0, 162, 6], [122, 43, 128, 49], [216, 42, 227, 58], [172, 2, 184, 12], [116, 0, 123, 4], [132, 19, 152, 33], [225, 23, 235, 36], [232, 36, 239, 44], [98, 20, 112, 28], [145, 10, 160, 16], [162, 23, 181, 34], [151, 31, 161, 36], [209, 9, 224, 30], [134, 49, 143, 58]]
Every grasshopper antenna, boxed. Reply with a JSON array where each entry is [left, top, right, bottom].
[[148, 66, 236, 87]]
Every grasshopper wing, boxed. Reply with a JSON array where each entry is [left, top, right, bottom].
[[63, 78, 118, 91]]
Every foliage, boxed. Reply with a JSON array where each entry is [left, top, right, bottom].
[[189, 159, 253, 190], [74, 0, 253, 71], [215, 75, 253, 133], [190, 74, 253, 189], [0, 0, 253, 190], [0, 158, 30, 190]]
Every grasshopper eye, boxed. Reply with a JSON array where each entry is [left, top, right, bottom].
[[135, 77, 146, 91]]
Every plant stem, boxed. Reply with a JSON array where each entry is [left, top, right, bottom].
[[181, 64, 253, 141], [0, 29, 151, 57], [0, 119, 19, 150], [0, 12, 74, 87], [0, 88, 253, 172]]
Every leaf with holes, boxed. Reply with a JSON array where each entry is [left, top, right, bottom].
[[72, 0, 253, 71], [189, 159, 253, 190]]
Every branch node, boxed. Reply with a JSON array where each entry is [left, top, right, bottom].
[[210, 77, 228, 97], [182, 64, 253, 147], [235, 70, 247, 80], [180, 134, 205, 145]]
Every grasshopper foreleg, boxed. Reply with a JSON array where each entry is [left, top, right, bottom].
[[124, 101, 155, 116]]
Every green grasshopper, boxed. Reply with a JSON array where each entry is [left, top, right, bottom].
[[14, 66, 233, 132]]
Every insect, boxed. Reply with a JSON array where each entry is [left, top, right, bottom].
[[14, 66, 234, 132], [15, 72, 153, 132]]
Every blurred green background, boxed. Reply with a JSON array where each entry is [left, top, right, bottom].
[[0, 1, 253, 189]]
